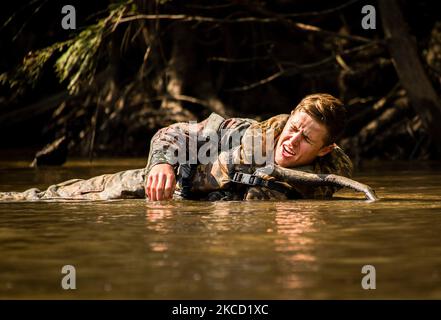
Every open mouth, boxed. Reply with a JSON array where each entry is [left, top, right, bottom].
[[282, 144, 295, 158]]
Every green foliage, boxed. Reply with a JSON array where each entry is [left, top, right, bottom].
[[54, 23, 104, 94], [2, 0, 134, 95], [56, 2, 131, 94], [1, 41, 70, 93]]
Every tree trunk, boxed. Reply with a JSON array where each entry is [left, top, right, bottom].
[[380, 0, 441, 153]]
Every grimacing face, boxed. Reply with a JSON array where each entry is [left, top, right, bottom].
[[274, 110, 334, 168]]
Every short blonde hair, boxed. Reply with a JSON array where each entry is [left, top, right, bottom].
[[292, 93, 346, 145]]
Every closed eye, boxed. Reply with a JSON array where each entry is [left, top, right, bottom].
[[302, 133, 313, 144]]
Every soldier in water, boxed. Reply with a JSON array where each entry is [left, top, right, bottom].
[[0, 93, 353, 202]]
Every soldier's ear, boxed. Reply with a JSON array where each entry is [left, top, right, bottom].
[[317, 143, 335, 157]]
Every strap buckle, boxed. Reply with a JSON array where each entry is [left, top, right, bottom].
[[231, 171, 293, 196], [231, 172, 259, 186]]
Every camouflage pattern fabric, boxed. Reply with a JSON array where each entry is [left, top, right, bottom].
[[0, 169, 145, 201]]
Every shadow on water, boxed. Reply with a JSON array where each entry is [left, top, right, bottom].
[[0, 160, 441, 299]]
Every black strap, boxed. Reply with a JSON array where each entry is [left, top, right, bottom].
[[176, 163, 197, 199], [230, 172, 291, 195]]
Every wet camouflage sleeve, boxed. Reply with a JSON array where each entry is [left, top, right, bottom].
[[145, 119, 208, 176], [145, 115, 255, 177], [0, 169, 146, 201]]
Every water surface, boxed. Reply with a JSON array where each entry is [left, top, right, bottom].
[[0, 159, 440, 299]]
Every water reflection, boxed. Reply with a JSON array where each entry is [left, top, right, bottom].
[[272, 203, 318, 291], [145, 203, 174, 228], [1, 160, 441, 298], [144, 203, 175, 254]]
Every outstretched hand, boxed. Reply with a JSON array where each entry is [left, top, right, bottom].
[[145, 163, 176, 201]]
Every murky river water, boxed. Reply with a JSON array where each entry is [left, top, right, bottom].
[[0, 159, 440, 299]]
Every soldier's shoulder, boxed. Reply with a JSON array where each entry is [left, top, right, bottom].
[[259, 114, 290, 129], [246, 114, 290, 135], [315, 145, 353, 177]]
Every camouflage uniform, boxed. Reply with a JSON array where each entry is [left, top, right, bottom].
[[0, 169, 146, 201], [147, 112, 352, 200], [0, 113, 352, 201]]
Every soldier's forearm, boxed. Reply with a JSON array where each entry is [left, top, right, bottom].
[[145, 121, 203, 175]]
